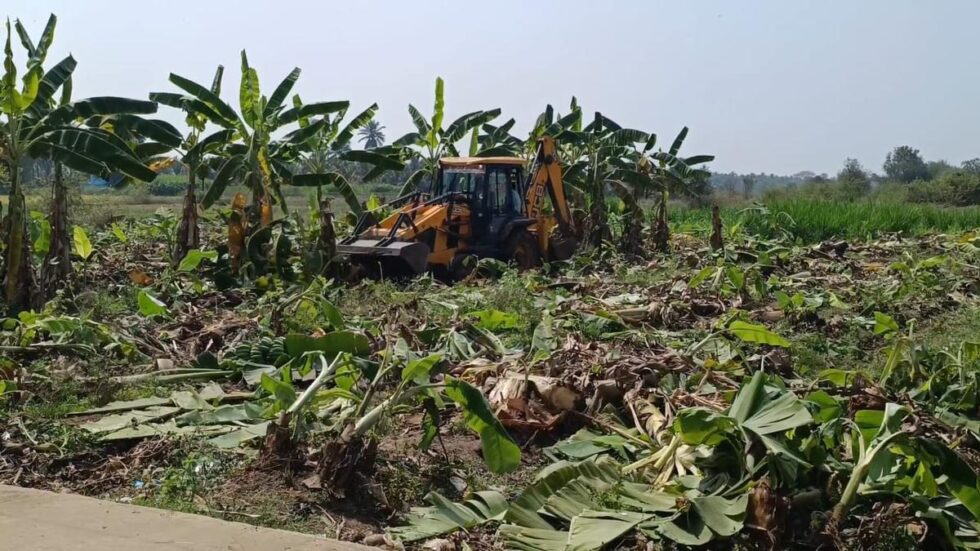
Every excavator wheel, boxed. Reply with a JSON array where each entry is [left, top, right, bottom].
[[448, 253, 478, 281], [548, 235, 579, 261], [506, 230, 542, 270]]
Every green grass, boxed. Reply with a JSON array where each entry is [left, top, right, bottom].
[[920, 306, 980, 350], [8, 186, 979, 240], [671, 199, 980, 243], [4, 179, 403, 226]]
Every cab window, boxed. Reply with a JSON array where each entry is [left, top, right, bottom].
[[487, 166, 523, 214], [438, 169, 483, 196]]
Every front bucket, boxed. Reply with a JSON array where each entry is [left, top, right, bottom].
[[337, 239, 431, 277]]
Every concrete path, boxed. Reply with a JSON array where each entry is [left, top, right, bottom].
[[0, 484, 371, 550]]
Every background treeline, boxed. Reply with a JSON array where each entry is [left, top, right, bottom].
[[711, 146, 980, 207], [14, 143, 974, 211]]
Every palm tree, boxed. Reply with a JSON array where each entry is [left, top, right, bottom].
[[357, 120, 385, 149], [1, 15, 166, 311]]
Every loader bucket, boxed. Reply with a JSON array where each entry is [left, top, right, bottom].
[[337, 239, 431, 278]]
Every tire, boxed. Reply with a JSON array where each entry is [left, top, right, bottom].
[[448, 253, 478, 281], [506, 230, 542, 270], [548, 235, 579, 261]]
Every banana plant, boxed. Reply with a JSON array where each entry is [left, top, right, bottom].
[[270, 94, 398, 216], [268, 95, 402, 273], [1, 15, 165, 312], [38, 79, 180, 292], [392, 76, 500, 195], [639, 128, 714, 252], [473, 97, 583, 160], [829, 403, 909, 527], [153, 52, 398, 224], [38, 67, 72, 294], [151, 52, 335, 225], [472, 117, 522, 157], [559, 112, 647, 250], [149, 66, 232, 262]]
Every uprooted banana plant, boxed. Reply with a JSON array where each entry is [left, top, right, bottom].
[[253, 331, 520, 494], [388, 372, 813, 549], [388, 350, 980, 550]]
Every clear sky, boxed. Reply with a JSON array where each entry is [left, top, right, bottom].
[[5, 0, 979, 175]]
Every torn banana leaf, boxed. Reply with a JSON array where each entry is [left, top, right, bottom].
[[388, 490, 507, 542], [79, 406, 181, 434], [68, 396, 171, 416], [207, 422, 271, 449], [177, 402, 265, 426], [505, 458, 622, 529], [567, 510, 654, 550], [497, 525, 568, 551], [641, 493, 748, 546], [99, 421, 235, 442]]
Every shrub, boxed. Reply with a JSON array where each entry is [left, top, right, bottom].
[[907, 170, 980, 206], [147, 175, 188, 196]]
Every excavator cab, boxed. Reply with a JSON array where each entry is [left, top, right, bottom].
[[435, 159, 525, 248], [337, 137, 577, 279]]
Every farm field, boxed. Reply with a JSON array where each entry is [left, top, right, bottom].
[[2, 208, 978, 550], [2, 9, 980, 551]]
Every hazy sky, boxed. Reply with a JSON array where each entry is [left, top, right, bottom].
[[5, 1, 979, 175]]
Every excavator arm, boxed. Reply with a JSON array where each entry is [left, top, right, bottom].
[[524, 136, 575, 235]]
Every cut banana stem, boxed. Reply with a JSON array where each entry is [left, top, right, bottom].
[[286, 354, 344, 416]]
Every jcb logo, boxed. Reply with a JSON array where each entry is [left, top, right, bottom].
[[527, 179, 545, 217]]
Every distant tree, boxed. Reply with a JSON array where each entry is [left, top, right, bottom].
[[719, 177, 737, 196], [806, 174, 829, 185], [682, 168, 713, 206], [961, 158, 980, 175], [741, 175, 755, 199], [838, 158, 870, 200], [883, 145, 929, 183], [357, 120, 386, 149], [908, 169, 980, 206], [926, 160, 953, 180]]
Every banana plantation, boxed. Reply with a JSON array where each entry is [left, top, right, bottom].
[[1, 14, 979, 551]]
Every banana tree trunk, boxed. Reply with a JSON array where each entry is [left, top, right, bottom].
[[2, 166, 37, 313], [174, 169, 200, 263], [248, 167, 271, 229], [651, 191, 670, 253], [709, 205, 724, 251], [619, 200, 645, 257], [318, 199, 336, 265], [585, 163, 610, 250], [41, 162, 71, 296]]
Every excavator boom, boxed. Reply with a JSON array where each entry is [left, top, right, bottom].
[[524, 136, 575, 234]]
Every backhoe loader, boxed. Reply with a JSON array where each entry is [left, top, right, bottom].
[[337, 136, 578, 279]]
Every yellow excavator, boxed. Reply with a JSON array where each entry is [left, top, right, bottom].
[[337, 136, 578, 279]]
